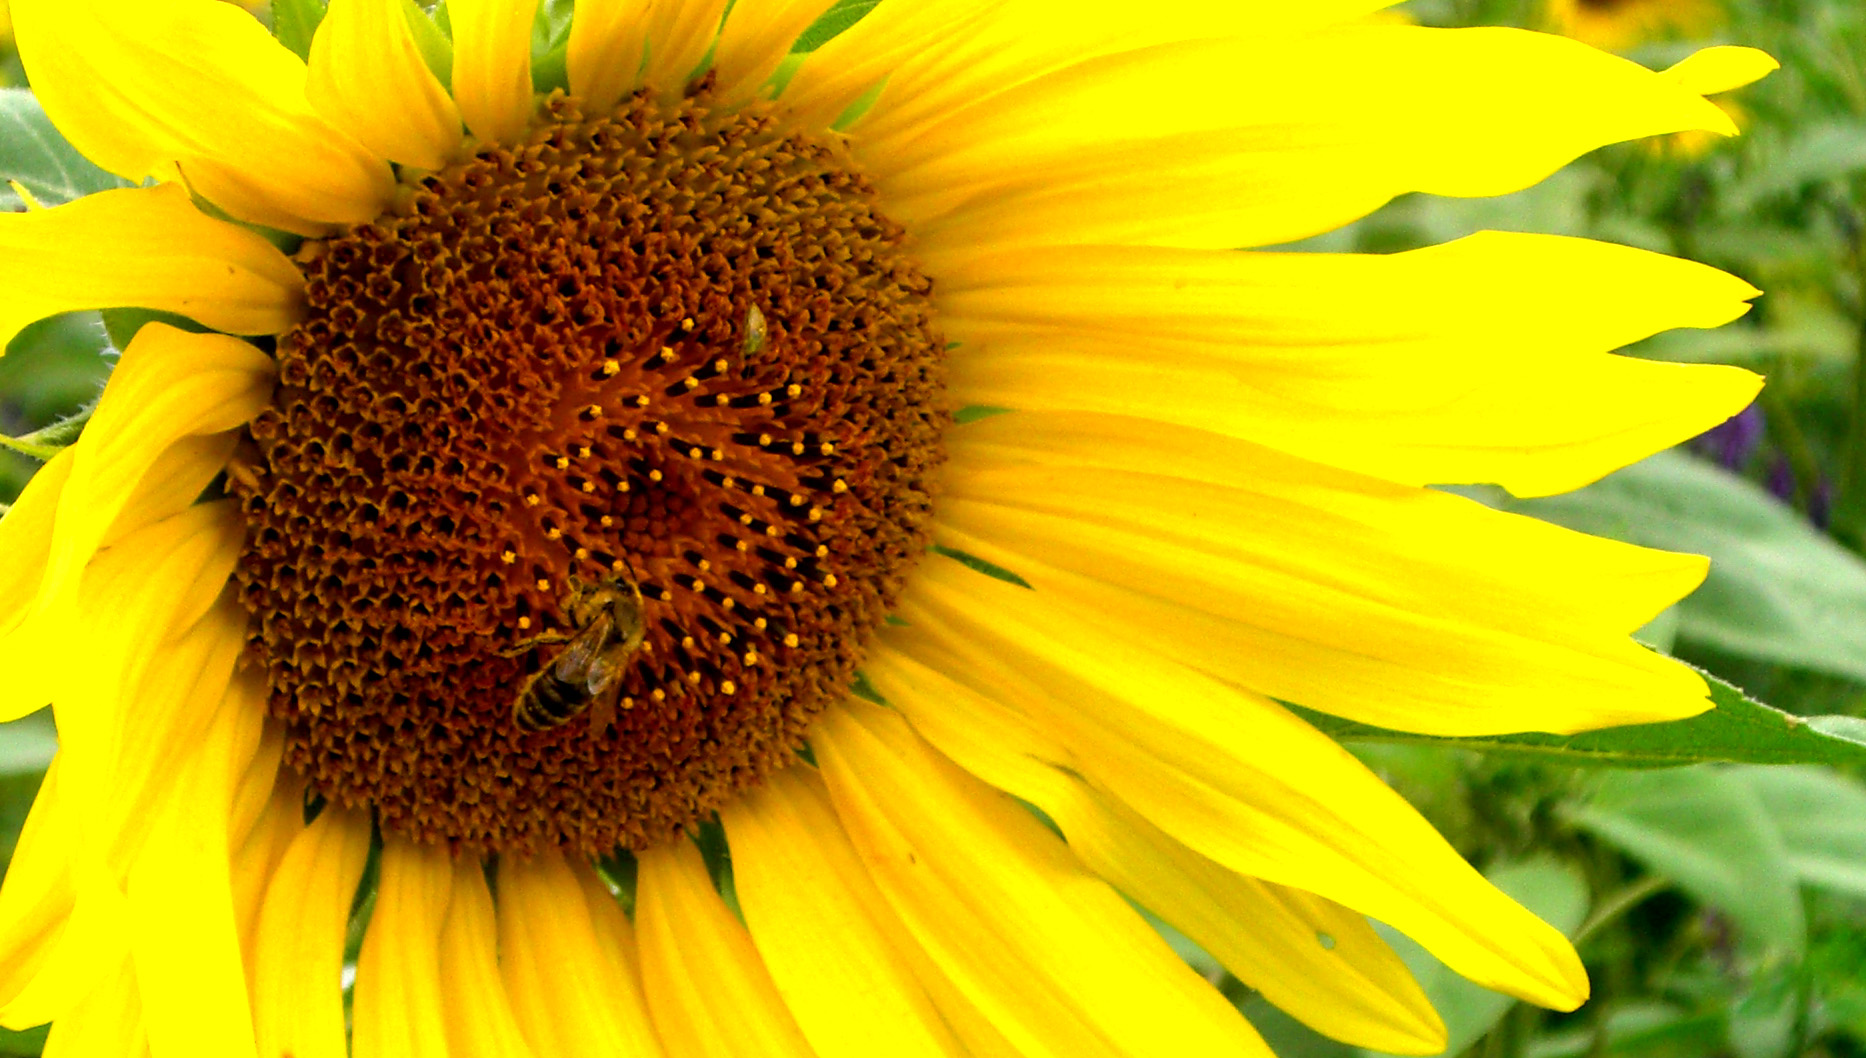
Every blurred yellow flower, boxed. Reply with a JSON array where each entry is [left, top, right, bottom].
[[1545, 0, 1725, 52], [0, 1, 1773, 1055]]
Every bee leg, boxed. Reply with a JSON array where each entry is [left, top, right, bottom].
[[496, 630, 573, 657]]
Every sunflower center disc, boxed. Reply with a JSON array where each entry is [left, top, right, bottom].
[[229, 91, 948, 854]]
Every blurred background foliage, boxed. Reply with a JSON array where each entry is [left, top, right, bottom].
[[3, 0, 1866, 1056]]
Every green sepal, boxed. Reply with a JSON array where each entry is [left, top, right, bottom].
[[401, 0, 457, 92], [271, 0, 330, 61], [0, 402, 93, 461]]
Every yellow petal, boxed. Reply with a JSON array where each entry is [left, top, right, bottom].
[[307, 0, 463, 170], [868, 647, 1446, 1055], [722, 768, 973, 1058], [438, 857, 537, 1058], [939, 411, 1715, 735], [939, 233, 1760, 497], [227, 722, 288, 858], [877, 30, 1740, 252], [0, 184, 302, 353], [815, 700, 1275, 1058], [352, 838, 454, 1058], [229, 755, 303, 975], [37, 956, 145, 1058], [127, 665, 268, 1058], [252, 807, 371, 1058], [787, 0, 1395, 137], [0, 451, 73, 646], [12, 0, 393, 234], [35, 325, 273, 639], [636, 840, 816, 1058], [0, 760, 76, 1019], [640, 0, 728, 87], [450, 0, 539, 145], [885, 557, 1589, 1010], [712, 0, 835, 101], [497, 852, 665, 1058], [1664, 46, 1778, 96], [567, 0, 649, 114]]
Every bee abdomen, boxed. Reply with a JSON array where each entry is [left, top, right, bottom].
[[515, 673, 591, 731]]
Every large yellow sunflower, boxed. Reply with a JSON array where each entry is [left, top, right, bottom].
[[0, 1, 1776, 1055]]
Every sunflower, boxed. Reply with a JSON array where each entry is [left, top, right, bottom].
[[1544, 0, 1725, 52], [0, 1, 1774, 1054]]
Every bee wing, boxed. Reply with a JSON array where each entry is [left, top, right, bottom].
[[584, 650, 627, 697], [550, 616, 614, 682]]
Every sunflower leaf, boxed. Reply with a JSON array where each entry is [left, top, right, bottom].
[[0, 90, 130, 210], [1502, 450, 1866, 685], [1300, 669, 1866, 769]]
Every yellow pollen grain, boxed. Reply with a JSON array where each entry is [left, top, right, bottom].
[[753, 584, 768, 595], [577, 446, 592, 458], [713, 358, 729, 372], [621, 696, 635, 710], [536, 578, 552, 591], [784, 633, 799, 647], [710, 449, 724, 461], [823, 573, 839, 588], [757, 393, 772, 406], [659, 347, 677, 362], [751, 485, 766, 496], [820, 443, 835, 455], [581, 481, 596, 493], [602, 360, 621, 376], [634, 396, 650, 408], [554, 456, 570, 469], [790, 442, 805, 455], [524, 494, 542, 507], [754, 617, 768, 630], [789, 582, 804, 594], [697, 559, 712, 571], [545, 527, 563, 540], [679, 317, 694, 332], [721, 598, 736, 610], [649, 469, 664, 482], [574, 547, 590, 560], [653, 689, 667, 702], [587, 404, 603, 416], [622, 427, 639, 440], [743, 651, 758, 665], [690, 447, 704, 459], [784, 557, 798, 569], [808, 508, 824, 522], [683, 377, 700, 390], [655, 422, 670, 435], [687, 671, 702, 685], [739, 513, 754, 525], [758, 433, 773, 446], [832, 479, 848, 493], [721, 680, 737, 694], [790, 495, 806, 507], [659, 590, 674, 602], [600, 515, 613, 527], [501, 550, 517, 564], [786, 384, 801, 397], [735, 540, 749, 552], [518, 616, 532, 630], [717, 632, 731, 644], [682, 636, 696, 649], [764, 526, 781, 537], [612, 559, 629, 572]]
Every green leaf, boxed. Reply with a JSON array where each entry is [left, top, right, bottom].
[[1568, 767, 1806, 956], [1737, 766, 1866, 899], [1303, 670, 1866, 769], [1357, 858, 1589, 1057], [0, 1023, 47, 1057], [1504, 451, 1866, 684], [271, 0, 330, 61], [0, 89, 130, 210], [0, 712, 54, 780]]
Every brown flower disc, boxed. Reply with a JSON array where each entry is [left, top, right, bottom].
[[227, 89, 948, 854]]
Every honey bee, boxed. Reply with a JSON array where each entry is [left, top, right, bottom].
[[506, 572, 647, 731]]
